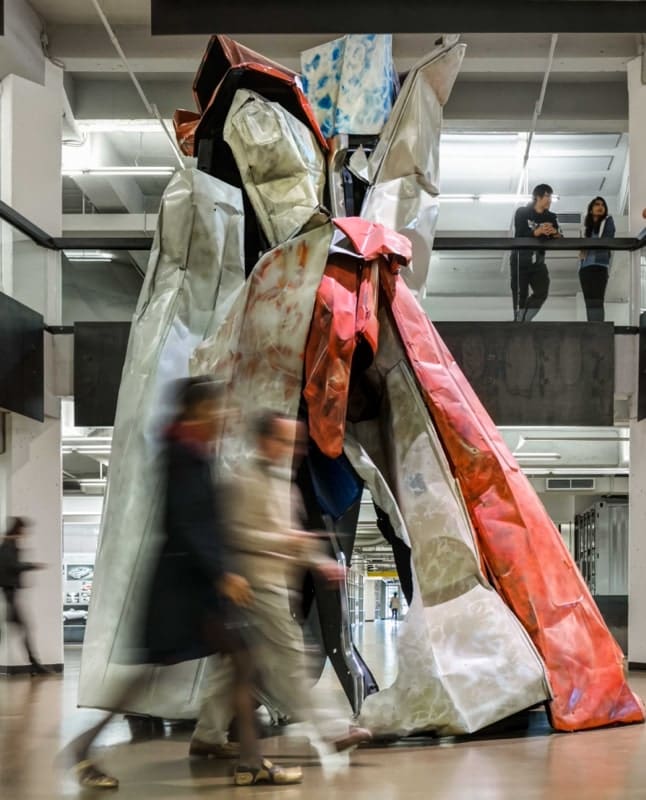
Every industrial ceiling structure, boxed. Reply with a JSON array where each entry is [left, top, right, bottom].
[[16, 2, 641, 563]]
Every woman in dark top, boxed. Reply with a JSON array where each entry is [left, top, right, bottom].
[[579, 196, 616, 322], [67, 379, 302, 789], [0, 518, 48, 674]]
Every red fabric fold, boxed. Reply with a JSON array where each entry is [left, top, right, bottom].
[[333, 217, 412, 268]]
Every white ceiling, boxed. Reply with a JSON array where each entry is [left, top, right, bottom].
[[29, 0, 150, 24], [440, 132, 627, 198]]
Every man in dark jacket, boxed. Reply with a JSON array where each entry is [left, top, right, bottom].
[[67, 379, 302, 789], [0, 517, 48, 674], [511, 183, 562, 321]]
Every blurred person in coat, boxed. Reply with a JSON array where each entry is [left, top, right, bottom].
[[0, 518, 49, 675], [190, 410, 371, 761], [64, 380, 302, 789]]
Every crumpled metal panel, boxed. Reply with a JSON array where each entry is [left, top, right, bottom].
[[191, 35, 327, 167], [78, 169, 245, 717], [224, 89, 328, 247], [359, 40, 464, 293], [304, 218, 410, 458], [173, 109, 200, 157], [193, 35, 299, 114], [362, 178, 440, 293], [380, 263, 645, 732], [333, 216, 411, 267], [191, 224, 334, 471], [304, 257, 360, 459], [344, 316, 550, 736], [301, 34, 396, 138]]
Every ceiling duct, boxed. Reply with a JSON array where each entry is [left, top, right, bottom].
[[546, 477, 596, 491]]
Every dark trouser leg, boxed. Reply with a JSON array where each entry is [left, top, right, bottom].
[[510, 256, 530, 321], [579, 267, 608, 322], [201, 617, 261, 768], [524, 263, 550, 322], [229, 648, 261, 768], [3, 588, 40, 667]]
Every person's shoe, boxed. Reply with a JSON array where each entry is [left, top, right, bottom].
[[74, 760, 119, 790], [234, 759, 303, 786], [189, 738, 240, 758], [333, 726, 372, 753]]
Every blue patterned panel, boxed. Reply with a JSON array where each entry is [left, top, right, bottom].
[[301, 34, 395, 137]]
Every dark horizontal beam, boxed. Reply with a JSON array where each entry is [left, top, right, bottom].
[[151, 0, 646, 34], [433, 237, 645, 252], [54, 237, 154, 251], [0, 201, 57, 250]]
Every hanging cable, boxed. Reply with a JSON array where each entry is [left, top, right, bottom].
[[88, 0, 185, 169]]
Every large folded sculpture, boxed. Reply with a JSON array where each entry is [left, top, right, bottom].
[[82, 33, 644, 737]]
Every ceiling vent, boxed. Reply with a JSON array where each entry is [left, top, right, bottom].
[[546, 477, 595, 491], [558, 212, 582, 227]]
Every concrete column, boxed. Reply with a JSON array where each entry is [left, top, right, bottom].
[[364, 579, 377, 622], [627, 56, 646, 664], [0, 58, 64, 671]]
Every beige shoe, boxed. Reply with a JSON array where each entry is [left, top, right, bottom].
[[74, 760, 119, 790], [189, 738, 240, 758], [234, 759, 303, 786]]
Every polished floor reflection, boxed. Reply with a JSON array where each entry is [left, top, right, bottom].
[[2, 620, 646, 799]]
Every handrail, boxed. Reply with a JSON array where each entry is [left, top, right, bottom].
[[433, 236, 646, 252], [0, 202, 153, 251], [1, 200, 644, 255]]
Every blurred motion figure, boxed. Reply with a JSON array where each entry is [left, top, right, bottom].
[[64, 380, 301, 789], [191, 410, 371, 760], [0, 518, 49, 675]]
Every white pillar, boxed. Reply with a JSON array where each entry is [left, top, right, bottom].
[[627, 56, 646, 664], [364, 579, 377, 622], [0, 59, 64, 671]]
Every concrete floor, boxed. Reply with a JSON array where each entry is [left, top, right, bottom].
[[2, 620, 646, 799]]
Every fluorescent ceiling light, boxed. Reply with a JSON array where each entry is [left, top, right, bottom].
[[63, 250, 114, 262], [514, 452, 562, 461], [77, 119, 166, 133], [63, 166, 175, 177], [63, 446, 112, 454]]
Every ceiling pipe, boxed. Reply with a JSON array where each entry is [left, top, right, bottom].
[[515, 33, 559, 196], [88, 0, 185, 169], [501, 34, 559, 270]]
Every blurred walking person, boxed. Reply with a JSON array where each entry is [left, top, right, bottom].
[[64, 379, 301, 789], [0, 518, 49, 675], [579, 196, 615, 322], [190, 411, 371, 762], [390, 593, 401, 622]]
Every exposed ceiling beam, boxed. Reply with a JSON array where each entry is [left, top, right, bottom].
[[147, 0, 646, 35], [46, 27, 639, 78]]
